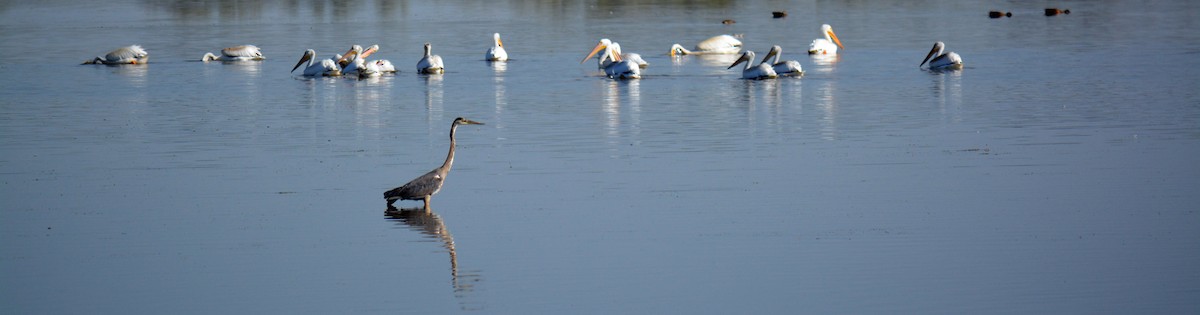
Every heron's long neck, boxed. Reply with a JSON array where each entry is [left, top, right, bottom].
[[440, 124, 458, 174], [771, 51, 782, 65]]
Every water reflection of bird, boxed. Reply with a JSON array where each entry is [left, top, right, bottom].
[[760, 45, 804, 76], [417, 42, 445, 74], [808, 24, 844, 55], [920, 41, 963, 70], [385, 208, 479, 300], [385, 117, 485, 210], [290, 49, 341, 76], [729, 50, 777, 80], [201, 45, 264, 62], [82, 45, 148, 65], [669, 34, 742, 56], [485, 33, 508, 61], [581, 39, 641, 79]]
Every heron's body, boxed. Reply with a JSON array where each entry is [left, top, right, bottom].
[[291, 49, 341, 77], [808, 24, 844, 55], [201, 45, 264, 62], [417, 42, 445, 74], [669, 35, 742, 56], [385, 117, 484, 209], [582, 39, 641, 80], [729, 50, 778, 80], [761, 45, 804, 76], [486, 33, 508, 61], [83, 45, 148, 65], [920, 41, 963, 70]]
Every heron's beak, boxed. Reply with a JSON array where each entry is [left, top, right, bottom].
[[497, 38, 503, 47], [920, 44, 938, 68], [291, 52, 312, 73], [670, 48, 677, 57], [828, 30, 844, 49], [581, 42, 607, 64], [463, 119, 485, 125]]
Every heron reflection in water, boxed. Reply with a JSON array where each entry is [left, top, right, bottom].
[[385, 208, 479, 297], [385, 117, 484, 210]]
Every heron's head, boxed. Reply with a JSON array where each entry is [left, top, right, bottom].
[[454, 117, 485, 126]]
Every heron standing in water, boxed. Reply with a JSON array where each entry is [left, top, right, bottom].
[[385, 117, 485, 210]]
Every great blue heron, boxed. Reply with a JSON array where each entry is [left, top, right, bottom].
[[385, 117, 484, 209]]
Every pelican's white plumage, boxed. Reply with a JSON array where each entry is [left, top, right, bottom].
[[920, 41, 963, 70], [83, 45, 148, 65], [417, 42, 445, 74], [581, 39, 641, 80], [728, 50, 777, 80], [761, 45, 804, 76], [291, 49, 341, 77], [201, 45, 264, 62], [808, 24, 844, 55], [669, 35, 742, 56], [486, 33, 508, 61]]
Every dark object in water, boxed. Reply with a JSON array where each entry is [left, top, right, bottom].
[[1045, 8, 1070, 16], [772, 11, 787, 18], [989, 11, 1012, 18], [722, 19, 736, 24]]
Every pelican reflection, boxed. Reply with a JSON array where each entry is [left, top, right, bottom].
[[385, 208, 480, 300]]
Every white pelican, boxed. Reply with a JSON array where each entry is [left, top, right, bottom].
[[808, 24, 844, 55], [82, 45, 148, 65], [335, 45, 363, 70], [581, 39, 640, 80], [417, 42, 445, 74], [201, 45, 264, 62], [920, 41, 963, 70], [728, 50, 777, 80], [669, 35, 742, 56], [588, 39, 649, 69], [291, 49, 341, 77], [485, 33, 508, 61], [760, 45, 804, 76]]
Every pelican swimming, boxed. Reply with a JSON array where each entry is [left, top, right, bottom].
[[587, 39, 648, 69], [808, 24, 844, 55], [760, 45, 804, 76], [728, 50, 777, 80], [581, 39, 641, 80], [417, 42, 445, 74], [485, 33, 508, 61], [201, 45, 264, 62], [385, 117, 485, 210], [920, 41, 963, 70], [669, 35, 742, 56], [82, 45, 148, 65], [290, 49, 341, 77]]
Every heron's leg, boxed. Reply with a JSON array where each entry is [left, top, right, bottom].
[[423, 195, 432, 211]]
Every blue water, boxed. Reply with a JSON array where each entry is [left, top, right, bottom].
[[2, 0, 1199, 313]]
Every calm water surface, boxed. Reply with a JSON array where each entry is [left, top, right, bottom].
[[2, 0, 1199, 313]]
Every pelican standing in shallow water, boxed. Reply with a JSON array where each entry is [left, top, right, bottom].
[[669, 35, 742, 56], [417, 42, 445, 74], [82, 45, 148, 65], [808, 24, 844, 55], [581, 39, 641, 79], [291, 49, 341, 77], [485, 33, 508, 61], [385, 117, 485, 210], [920, 41, 963, 70], [729, 50, 777, 80], [201, 45, 264, 62], [761, 45, 804, 76]]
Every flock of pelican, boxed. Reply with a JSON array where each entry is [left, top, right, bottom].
[[82, 25, 965, 80]]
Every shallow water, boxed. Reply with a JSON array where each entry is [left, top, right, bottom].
[[2, 0, 1199, 313]]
